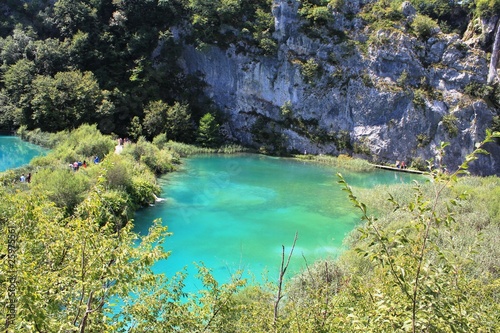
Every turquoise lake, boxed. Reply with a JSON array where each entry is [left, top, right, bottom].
[[133, 154, 422, 291], [0, 135, 48, 172]]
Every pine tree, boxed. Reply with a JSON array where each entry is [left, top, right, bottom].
[[197, 113, 221, 148]]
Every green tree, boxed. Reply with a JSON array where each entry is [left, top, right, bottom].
[[197, 112, 221, 147], [33, 38, 70, 75], [128, 116, 143, 141], [30, 70, 102, 131], [165, 102, 193, 142], [0, 25, 36, 65], [52, 0, 98, 37], [0, 187, 170, 332], [143, 100, 168, 138], [1, 59, 36, 126]]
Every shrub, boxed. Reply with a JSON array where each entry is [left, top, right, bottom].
[[416, 133, 430, 147], [413, 88, 426, 109], [33, 168, 90, 215], [295, 154, 375, 172], [464, 81, 493, 99], [46, 124, 115, 163], [300, 58, 321, 84], [491, 115, 500, 133], [127, 176, 160, 207], [122, 137, 176, 174], [258, 37, 278, 55], [101, 154, 132, 190], [476, 0, 500, 17], [353, 138, 371, 155], [410, 14, 438, 39], [76, 189, 132, 230], [410, 156, 427, 170], [328, 0, 344, 11], [442, 114, 459, 137], [17, 126, 67, 148], [280, 101, 293, 125], [152, 133, 168, 149], [299, 2, 333, 24], [397, 69, 409, 87]]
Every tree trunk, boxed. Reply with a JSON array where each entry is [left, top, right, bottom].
[[487, 17, 500, 84]]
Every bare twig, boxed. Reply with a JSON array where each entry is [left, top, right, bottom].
[[273, 232, 298, 331]]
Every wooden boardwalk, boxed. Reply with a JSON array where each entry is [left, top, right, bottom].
[[370, 164, 425, 175]]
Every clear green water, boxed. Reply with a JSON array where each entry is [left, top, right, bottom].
[[134, 154, 422, 291], [0, 136, 48, 172]]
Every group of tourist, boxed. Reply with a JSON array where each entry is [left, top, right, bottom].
[[69, 156, 100, 171], [118, 137, 130, 146], [395, 160, 407, 169], [70, 160, 87, 171], [19, 173, 31, 183]]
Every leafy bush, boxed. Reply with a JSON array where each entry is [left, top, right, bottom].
[[295, 154, 375, 172], [464, 81, 493, 99], [32, 168, 90, 215], [410, 14, 438, 39], [353, 138, 371, 155], [127, 175, 160, 207], [328, 0, 344, 11], [413, 88, 427, 109], [476, 0, 500, 17], [76, 188, 133, 230], [300, 58, 321, 84], [280, 101, 293, 126], [152, 133, 169, 149], [416, 133, 430, 147], [360, 0, 404, 23], [397, 69, 409, 87], [442, 114, 459, 137], [122, 137, 176, 174], [299, 4, 333, 24], [101, 154, 133, 190], [335, 132, 500, 332], [491, 115, 500, 133]]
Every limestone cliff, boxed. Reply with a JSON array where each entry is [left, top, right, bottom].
[[177, 0, 500, 175]]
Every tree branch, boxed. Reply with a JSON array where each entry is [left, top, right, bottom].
[[273, 231, 298, 331]]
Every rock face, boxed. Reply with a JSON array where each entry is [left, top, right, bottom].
[[178, 0, 500, 175]]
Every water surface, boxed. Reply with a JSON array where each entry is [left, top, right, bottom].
[[0, 136, 48, 172], [134, 154, 421, 291]]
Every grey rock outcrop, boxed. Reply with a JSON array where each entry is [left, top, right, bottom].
[[177, 0, 500, 175]]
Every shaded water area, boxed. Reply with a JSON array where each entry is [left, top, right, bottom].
[[0, 135, 48, 172], [134, 154, 422, 291]]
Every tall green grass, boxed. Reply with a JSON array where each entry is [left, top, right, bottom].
[[164, 141, 249, 157], [294, 154, 375, 172], [17, 125, 67, 148]]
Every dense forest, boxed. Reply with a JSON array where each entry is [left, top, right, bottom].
[[1, 0, 500, 332], [0, 0, 275, 141]]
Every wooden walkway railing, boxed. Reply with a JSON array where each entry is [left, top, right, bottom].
[[370, 164, 425, 175]]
